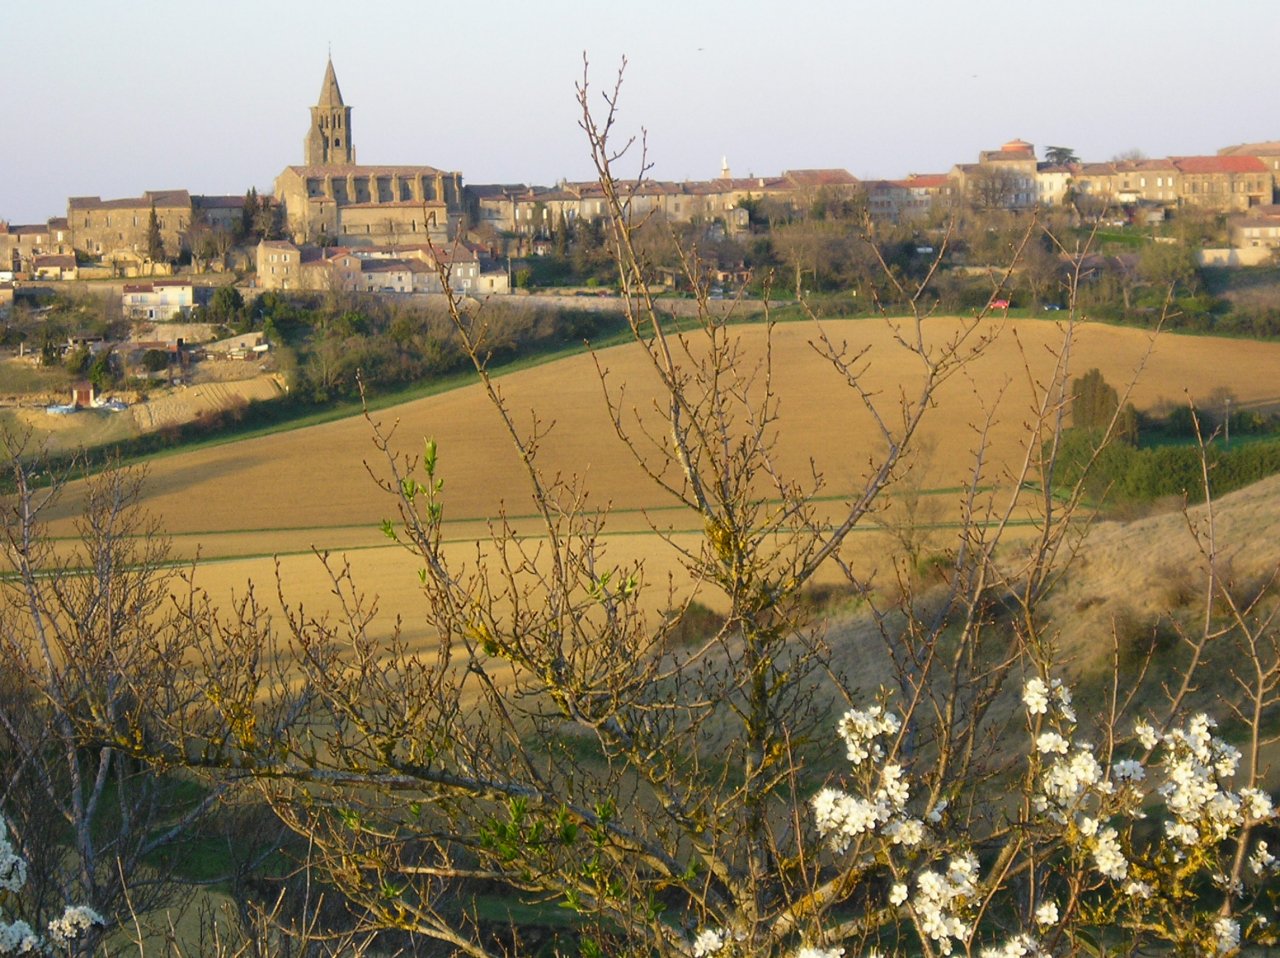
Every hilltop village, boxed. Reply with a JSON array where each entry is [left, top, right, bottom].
[[4, 57, 1280, 315]]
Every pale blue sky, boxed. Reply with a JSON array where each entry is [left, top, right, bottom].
[[2, 0, 1275, 224]]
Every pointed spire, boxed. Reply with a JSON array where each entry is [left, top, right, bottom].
[[317, 57, 344, 108]]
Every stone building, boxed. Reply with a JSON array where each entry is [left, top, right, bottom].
[[68, 189, 190, 261], [273, 58, 465, 247], [0, 218, 72, 273]]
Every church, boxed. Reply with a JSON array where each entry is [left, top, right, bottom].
[[272, 59, 465, 247]]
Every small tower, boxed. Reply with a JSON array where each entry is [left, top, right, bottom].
[[304, 57, 354, 167]]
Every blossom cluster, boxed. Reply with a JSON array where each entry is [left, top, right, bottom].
[[911, 853, 979, 954], [692, 681, 1280, 958], [837, 705, 901, 767], [812, 707, 924, 857], [0, 814, 103, 956]]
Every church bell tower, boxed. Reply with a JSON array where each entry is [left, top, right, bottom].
[[304, 57, 354, 166]]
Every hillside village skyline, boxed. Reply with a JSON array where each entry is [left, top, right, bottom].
[[6, 54, 1280, 295], [4, 0, 1278, 225]]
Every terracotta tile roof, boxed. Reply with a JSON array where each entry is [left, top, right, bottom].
[[1172, 155, 1267, 174], [900, 173, 950, 188]]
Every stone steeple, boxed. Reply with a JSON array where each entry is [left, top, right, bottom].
[[304, 57, 354, 167]]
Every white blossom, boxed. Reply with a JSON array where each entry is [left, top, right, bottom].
[[0, 818, 27, 895], [1091, 826, 1128, 880], [1022, 678, 1050, 716], [1034, 901, 1059, 926], [1124, 880, 1153, 899], [878, 764, 910, 811], [980, 933, 1046, 958], [1240, 787, 1274, 821], [837, 706, 901, 766], [46, 906, 104, 948], [911, 852, 979, 954], [1035, 732, 1070, 755], [811, 788, 890, 852], [693, 928, 725, 957], [1249, 839, 1277, 876], [0, 920, 40, 955], [927, 798, 948, 824], [889, 882, 909, 906], [1112, 759, 1145, 782], [884, 817, 924, 847], [1134, 721, 1160, 750], [1213, 915, 1240, 955], [794, 948, 844, 958]]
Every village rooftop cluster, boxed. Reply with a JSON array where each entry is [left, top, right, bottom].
[[5, 58, 1280, 313]]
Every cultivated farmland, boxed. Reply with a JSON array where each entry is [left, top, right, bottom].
[[43, 316, 1280, 647]]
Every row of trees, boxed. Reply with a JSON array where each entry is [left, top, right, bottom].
[[1, 63, 1278, 956]]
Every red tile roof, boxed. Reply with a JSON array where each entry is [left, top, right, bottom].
[[1172, 155, 1267, 174]]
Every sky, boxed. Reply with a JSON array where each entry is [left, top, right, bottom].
[[2, 0, 1277, 224]]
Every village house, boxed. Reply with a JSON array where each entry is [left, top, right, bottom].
[[1171, 156, 1270, 211], [256, 239, 302, 290], [952, 139, 1038, 210], [0, 218, 72, 274], [261, 239, 507, 295], [1230, 204, 1280, 250], [1218, 141, 1280, 197], [865, 174, 954, 223], [121, 278, 195, 320], [31, 254, 77, 281]]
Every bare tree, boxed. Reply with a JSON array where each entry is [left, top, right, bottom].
[[0, 439, 222, 946]]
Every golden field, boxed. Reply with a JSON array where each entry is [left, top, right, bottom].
[[40, 316, 1280, 646]]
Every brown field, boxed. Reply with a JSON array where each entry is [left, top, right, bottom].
[[39, 316, 1280, 647]]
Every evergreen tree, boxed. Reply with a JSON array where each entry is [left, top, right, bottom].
[[146, 204, 165, 263], [1072, 367, 1138, 442], [239, 187, 260, 243]]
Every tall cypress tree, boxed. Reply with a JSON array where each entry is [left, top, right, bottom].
[[146, 204, 165, 263]]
